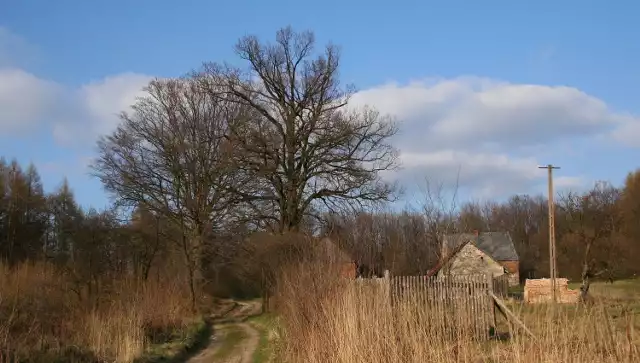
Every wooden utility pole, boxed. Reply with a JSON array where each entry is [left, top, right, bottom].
[[539, 164, 560, 303]]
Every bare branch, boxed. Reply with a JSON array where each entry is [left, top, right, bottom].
[[198, 27, 399, 232]]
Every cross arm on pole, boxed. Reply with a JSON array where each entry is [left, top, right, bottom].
[[538, 165, 561, 170]]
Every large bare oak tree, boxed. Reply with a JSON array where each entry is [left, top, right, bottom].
[[199, 27, 399, 232]]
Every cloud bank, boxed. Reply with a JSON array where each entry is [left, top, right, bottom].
[[2, 27, 640, 201], [351, 77, 640, 198]]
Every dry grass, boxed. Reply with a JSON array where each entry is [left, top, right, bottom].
[[0, 261, 194, 362], [274, 263, 640, 363]]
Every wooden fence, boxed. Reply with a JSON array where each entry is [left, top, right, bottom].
[[492, 274, 510, 298], [352, 273, 504, 340]]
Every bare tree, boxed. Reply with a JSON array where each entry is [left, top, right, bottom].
[[199, 27, 399, 232], [558, 182, 622, 301], [91, 77, 247, 309], [417, 176, 461, 262], [620, 170, 640, 243]]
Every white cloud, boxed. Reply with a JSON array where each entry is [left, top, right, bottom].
[[352, 77, 636, 152], [351, 77, 640, 198], [610, 114, 640, 147], [2, 26, 638, 201], [0, 68, 60, 132], [0, 67, 151, 144], [0, 27, 152, 143], [396, 150, 546, 199], [52, 73, 152, 145]]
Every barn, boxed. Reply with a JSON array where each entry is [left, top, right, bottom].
[[427, 231, 520, 286]]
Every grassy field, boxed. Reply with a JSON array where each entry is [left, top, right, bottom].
[[508, 279, 640, 329], [273, 263, 640, 363]]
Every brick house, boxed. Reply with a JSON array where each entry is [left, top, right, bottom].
[[428, 231, 520, 286]]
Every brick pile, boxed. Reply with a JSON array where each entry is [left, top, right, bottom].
[[523, 278, 580, 304]]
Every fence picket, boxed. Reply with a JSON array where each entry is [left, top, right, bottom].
[[347, 273, 507, 340]]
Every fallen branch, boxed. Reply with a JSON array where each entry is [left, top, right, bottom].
[[490, 291, 537, 341]]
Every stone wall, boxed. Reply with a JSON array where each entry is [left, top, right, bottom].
[[524, 278, 580, 304], [439, 243, 505, 277]]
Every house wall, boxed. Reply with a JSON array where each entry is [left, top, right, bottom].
[[438, 244, 505, 278], [500, 260, 520, 286]]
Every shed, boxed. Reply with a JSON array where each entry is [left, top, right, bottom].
[[428, 231, 520, 286]]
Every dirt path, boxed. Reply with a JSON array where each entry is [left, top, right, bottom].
[[234, 322, 260, 363], [187, 300, 262, 363]]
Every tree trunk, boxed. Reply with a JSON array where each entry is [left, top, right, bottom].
[[179, 219, 199, 313], [580, 260, 591, 302], [580, 239, 593, 302], [187, 264, 198, 313], [192, 227, 206, 296]]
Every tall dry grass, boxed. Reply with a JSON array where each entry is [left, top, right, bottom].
[[274, 262, 640, 363], [0, 261, 193, 362]]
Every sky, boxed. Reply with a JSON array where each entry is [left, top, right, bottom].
[[1, 0, 640, 210]]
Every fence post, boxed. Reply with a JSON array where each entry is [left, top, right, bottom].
[[487, 273, 496, 335], [383, 270, 391, 306]]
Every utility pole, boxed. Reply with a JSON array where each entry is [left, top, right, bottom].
[[539, 164, 560, 303]]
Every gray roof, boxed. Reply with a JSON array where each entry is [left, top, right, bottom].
[[443, 232, 519, 261]]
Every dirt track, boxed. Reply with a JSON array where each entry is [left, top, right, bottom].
[[188, 300, 262, 363]]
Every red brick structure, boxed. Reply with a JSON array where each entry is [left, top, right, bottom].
[[501, 260, 520, 275], [524, 278, 580, 304]]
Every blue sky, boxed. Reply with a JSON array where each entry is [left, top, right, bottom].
[[2, 0, 640, 210]]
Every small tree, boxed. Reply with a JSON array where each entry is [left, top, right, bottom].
[[559, 182, 622, 300], [620, 170, 640, 257]]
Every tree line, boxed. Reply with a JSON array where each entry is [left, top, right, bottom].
[[2, 27, 639, 305], [325, 177, 640, 286]]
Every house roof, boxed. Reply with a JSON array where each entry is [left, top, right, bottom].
[[443, 232, 519, 262]]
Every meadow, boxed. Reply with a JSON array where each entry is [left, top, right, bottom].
[[1, 255, 639, 363], [271, 262, 640, 363]]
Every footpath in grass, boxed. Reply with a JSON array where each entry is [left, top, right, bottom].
[[211, 324, 248, 361], [248, 313, 280, 363], [133, 317, 211, 363]]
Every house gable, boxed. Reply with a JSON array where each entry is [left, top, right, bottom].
[[442, 231, 519, 262], [438, 243, 506, 278]]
